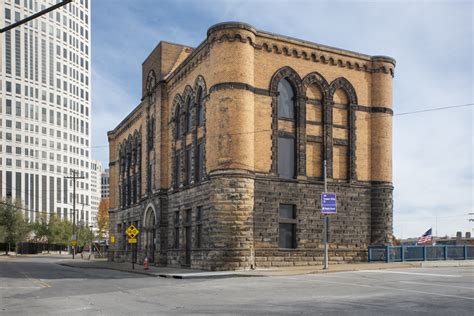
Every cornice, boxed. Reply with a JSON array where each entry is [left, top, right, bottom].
[[164, 22, 396, 93], [108, 102, 144, 139]]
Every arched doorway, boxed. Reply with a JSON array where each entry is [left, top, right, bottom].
[[143, 206, 156, 263]]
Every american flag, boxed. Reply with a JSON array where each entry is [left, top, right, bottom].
[[417, 228, 433, 245]]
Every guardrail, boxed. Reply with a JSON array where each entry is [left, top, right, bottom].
[[368, 245, 474, 262]]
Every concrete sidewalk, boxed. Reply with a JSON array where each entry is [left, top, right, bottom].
[[58, 259, 243, 279], [57, 259, 474, 279]]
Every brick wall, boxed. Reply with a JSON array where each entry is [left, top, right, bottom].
[[107, 22, 395, 270]]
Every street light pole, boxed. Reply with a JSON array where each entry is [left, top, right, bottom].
[[89, 225, 94, 260], [65, 170, 85, 259]]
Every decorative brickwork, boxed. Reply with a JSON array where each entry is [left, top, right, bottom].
[[107, 22, 395, 270]]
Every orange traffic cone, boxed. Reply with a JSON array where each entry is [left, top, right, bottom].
[[144, 257, 149, 270]]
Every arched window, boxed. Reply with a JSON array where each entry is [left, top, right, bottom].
[[277, 79, 295, 119], [185, 96, 193, 133], [277, 79, 296, 178], [332, 89, 349, 180], [194, 76, 206, 183], [278, 137, 295, 178], [303, 72, 329, 180], [197, 86, 204, 126], [172, 77, 207, 190], [146, 70, 156, 106], [173, 151, 181, 189], [271, 67, 303, 179], [175, 105, 181, 138], [328, 77, 357, 181]]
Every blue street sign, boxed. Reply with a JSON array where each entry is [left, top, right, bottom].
[[321, 193, 337, 214]]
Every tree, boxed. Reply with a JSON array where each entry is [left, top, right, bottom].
[[48, 215, 72, 245], [97, 198, 109, 240], [32, 215, 74, 246], [77, 224, 94, 248], [0, 199, 31, 254], [32, 216, 52, 243]]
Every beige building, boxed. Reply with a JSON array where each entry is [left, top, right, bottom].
[[107, 22, 395, 270]]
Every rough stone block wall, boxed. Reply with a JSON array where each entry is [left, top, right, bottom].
[[206, 174, 255, 270], [254, 178, 372, 267], [166, 181, 212, 268], [370, 184, 394, 245]]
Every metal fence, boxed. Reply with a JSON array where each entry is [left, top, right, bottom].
[[16, 243, 68, 254], [368, 245, 474, 262]]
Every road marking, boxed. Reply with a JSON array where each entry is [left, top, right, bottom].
[[0, 286, 41, 289], [400, 281, 474, 290], [20, 271, 51, 288], [308, 279, 474, 301], [356, 270, 461, 278]]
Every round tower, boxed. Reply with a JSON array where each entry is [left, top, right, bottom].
[[370, 56, 395, 182], [204, 22, 257, 270], [370, 55, 396, 245], [206, 22, 256, 173]]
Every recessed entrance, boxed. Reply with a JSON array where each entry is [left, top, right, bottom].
[[143, 207, 156, 263]]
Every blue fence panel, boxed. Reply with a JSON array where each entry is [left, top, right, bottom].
[[426, 246, 445, 260], [467, 246, 474, 260], [369, 245, 474, 262], [404, 246, 424, 261], [389, 246, 402, 262], [447, 246, 465, 260], [368, 247, 387, 262]]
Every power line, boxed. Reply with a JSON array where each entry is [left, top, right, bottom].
[[395, 213, 470, 222], [394, 103, 473, 116], [90, 101, 473, 150]]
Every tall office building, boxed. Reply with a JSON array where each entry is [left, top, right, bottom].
[[90, 159, 102, 229], [100, 168, 109, 198], [0, 0, 92, 225]]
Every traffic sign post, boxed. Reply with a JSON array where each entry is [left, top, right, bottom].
[[70, 234, 77, 255], [321, 193, 337, 214], [321, 160, 337, 270], [126, 225, 140, 270]]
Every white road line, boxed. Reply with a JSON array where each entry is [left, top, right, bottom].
[[310, 279, 474, 301], [356, 270, 461, 277], [0, 286, 40, 289], [400, 281, 474, 290]]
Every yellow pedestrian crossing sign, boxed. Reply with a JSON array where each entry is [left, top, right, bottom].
[[126, 224, 139, 239]]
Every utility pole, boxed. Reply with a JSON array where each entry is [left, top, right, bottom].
[[323, 160, 329, 270], [65, 170, 85, 259]]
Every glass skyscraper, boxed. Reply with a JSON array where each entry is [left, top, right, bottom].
[[0, 0, 93, 226]]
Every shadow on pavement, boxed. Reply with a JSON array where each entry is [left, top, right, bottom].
[[0, 259, 147, 280]]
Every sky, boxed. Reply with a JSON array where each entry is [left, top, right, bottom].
[[90, 0, 473, 238]]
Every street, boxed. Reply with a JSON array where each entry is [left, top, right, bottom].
[[0, 256, 473, 315]]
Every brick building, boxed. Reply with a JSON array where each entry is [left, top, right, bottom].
[[107, 22, 395, 270]]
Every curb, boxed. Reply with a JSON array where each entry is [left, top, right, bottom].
[[57, 260, 474, 279], [57, 262, 160, 277], [58, 262, 262, 279], [158, 273, 254, 279]]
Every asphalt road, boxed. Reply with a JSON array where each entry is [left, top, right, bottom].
[[0, 256, 473, 315]]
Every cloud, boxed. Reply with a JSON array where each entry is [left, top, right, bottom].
[[91, 0, 473, 238]]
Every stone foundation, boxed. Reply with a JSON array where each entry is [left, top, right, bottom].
[[108, 177, 392, 270]]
